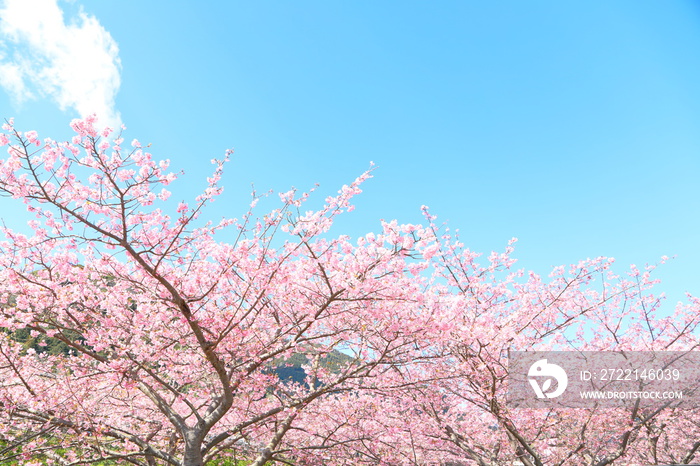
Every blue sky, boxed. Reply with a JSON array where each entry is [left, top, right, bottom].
[[0, 1, 699, 308]]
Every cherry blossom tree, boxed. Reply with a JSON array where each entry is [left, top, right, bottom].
[[399, 248, 700, 466], [0, 117, 698, 466], [0, 117, 440, 465], [292, 218, 700, 465]]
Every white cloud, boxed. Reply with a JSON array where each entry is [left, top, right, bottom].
[[0, 0, 122, 129]]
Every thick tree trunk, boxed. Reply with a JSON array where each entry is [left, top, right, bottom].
[[182, 430, 205, 466]]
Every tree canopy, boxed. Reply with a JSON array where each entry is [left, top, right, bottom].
[[0, 117, 699, 466]]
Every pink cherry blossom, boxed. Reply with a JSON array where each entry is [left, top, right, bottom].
[[0, 118, 697, 466]]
